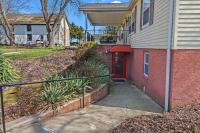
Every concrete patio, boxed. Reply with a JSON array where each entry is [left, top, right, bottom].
[[8, 82, 162, 133]]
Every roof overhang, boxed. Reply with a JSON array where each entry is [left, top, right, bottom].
[[79, 3, 131, 26], [110, 45, 132, 53]]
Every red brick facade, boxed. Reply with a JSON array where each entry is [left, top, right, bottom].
[[170, 50, 200, 108], [97, 45, 200, 109], [128, 49, 167, 106]]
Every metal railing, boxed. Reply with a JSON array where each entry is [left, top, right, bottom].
[[85, 30, 129, 44], [0, 75, 110, 133]]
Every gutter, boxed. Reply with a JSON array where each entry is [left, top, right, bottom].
[[164, 0, 175, 112]]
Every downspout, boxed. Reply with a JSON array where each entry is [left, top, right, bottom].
[[164, 0, 175, 112]]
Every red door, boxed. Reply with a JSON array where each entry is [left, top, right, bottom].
[[112, 52, 127, 78]]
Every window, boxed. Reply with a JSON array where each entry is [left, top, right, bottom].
[[129, 26, 131, 34], [27, 25, 32, 32], [121, 33, 123, 39], [27, 34, 32, 41], [142, 0, 150, 27], [40, 35, 44, 41], [144, 52, 149, 77], [132, 6, 137, 33]]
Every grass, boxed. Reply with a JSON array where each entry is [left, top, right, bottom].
[[0, 47, 64, 60]]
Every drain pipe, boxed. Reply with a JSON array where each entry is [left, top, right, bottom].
[[164, 0, 175, 112]]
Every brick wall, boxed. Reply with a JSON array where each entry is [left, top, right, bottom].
[[129, 48, 166, 106], [170, 50, 200, 108], [40, 84, 109, 121]]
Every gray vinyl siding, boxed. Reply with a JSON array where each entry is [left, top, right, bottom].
[[174, 0, 200, 49], [130, 0, 169, 49]]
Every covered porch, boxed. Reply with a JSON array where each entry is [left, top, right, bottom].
[[80, 3, 133, 79], [79, 3, 131, 44]]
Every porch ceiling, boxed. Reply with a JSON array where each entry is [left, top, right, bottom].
[[80, 3, 131, 26], [87, 11, 129, 26]]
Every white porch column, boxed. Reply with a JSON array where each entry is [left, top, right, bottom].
[[85, 14, 88, 42], [93, 26, 96, 42]]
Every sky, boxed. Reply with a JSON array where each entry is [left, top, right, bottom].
[[23, 0, 129, 30]]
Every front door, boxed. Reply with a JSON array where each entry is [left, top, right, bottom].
[[112, 52, 127, 78]]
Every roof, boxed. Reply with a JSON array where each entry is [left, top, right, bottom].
[[79, 1, 134, 26], [2, 14, 65, 25], [110, 45, 132, 53]]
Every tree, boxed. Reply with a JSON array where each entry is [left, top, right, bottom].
[[69, 22, 84, 44], [40, 0, 80, 47], [0, 0, 29, 46], [0, 0, 14, 45]]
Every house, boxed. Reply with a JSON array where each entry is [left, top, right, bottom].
[[0, 14, 70, 46], [80, 0, 200, 111]]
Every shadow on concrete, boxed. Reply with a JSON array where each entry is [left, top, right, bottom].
[[95, 82, 163, 113]]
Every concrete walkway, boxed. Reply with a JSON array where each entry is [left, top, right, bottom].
[[9, 82, 162, 133]]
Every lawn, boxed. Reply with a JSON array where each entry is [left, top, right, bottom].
[[0, 47, 64, 60]]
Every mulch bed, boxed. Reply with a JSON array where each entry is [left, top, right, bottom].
[[11, 49, 77, 82], [112, 103, 200, 133]]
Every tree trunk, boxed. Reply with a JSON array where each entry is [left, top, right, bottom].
[[7, 33, 15, 46], [47, 29, 55, 47]]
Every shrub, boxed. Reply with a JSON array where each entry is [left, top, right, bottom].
[[79, 47, 98, 62], [83, 41, 96, 48], [77, 60, 110, 87], [64, 72, 91, 94], [40, 74, 91, 112], [0, 52, 19, 83], [75, 47, 88, 60], [40, 75, 66, 112]]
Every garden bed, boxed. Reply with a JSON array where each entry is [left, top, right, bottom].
[[6, 84, 110, 131], [11, 48, 78, 82], [112, 103, 200, 133], [3, 46, 110, 125]]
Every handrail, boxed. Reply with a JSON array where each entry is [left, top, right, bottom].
[[0, 74, 110, 133], [0, 75, 110, 88]]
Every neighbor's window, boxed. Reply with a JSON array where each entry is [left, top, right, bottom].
[[40, 35, 44, 41], [27, 25, 32, 32], [142, 0, 151, 27], [27, 34, 32, 41], [144, 52, 149, 77]]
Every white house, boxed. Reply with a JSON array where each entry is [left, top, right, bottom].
[[0, 14, 70, 46]]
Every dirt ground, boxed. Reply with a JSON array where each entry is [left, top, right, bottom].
[[11, 49, 77, 82], [112, 103, 200, 133]]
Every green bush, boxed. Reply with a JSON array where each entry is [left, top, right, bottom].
[[0, 53, 19, 83], [40, 73, 91, 112], [40, 75, 66, 111], [79, 48, 97, 62], [83, 41, 96, 48], [64, 72, 91, 94], [77, 60, 110, 87]]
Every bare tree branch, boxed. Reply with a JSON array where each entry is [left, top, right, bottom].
[[40, 0, 80, 47], [0, 0, 30, 45]]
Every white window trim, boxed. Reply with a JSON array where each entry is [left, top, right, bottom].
[[144, 52, 149, 77], [142, 0, 150, 29]]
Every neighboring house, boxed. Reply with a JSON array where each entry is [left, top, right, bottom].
[[0, 14, 70, 46], [80, 0, 200, 111]]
